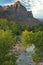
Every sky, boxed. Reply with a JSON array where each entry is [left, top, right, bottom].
[[0, 0, 43, 19]]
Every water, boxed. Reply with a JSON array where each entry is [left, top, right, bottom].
[[16, 45, 35, 65]]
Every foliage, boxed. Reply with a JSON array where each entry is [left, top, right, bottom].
[[0, 29, 17, 65], [0, 19, 43, 64], [2, 55, 17, 65], [21, 30, 33, 48], [9, 22, 22, 35], [0, 19, 9, 30], [21, 30, 43, 62], [32, 31, 43, 62]]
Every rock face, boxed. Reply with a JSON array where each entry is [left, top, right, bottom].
[[0, 6, 4, 17], [0, 1, 40, 25]]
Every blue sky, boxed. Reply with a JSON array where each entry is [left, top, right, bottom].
[[0, 0, 43, 19], [0, 0, 13, 5]]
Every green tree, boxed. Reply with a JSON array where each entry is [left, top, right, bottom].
[[21, 30, 43, 63], [0, 19, 9, 30], [32, 31, 43, 63], [9, 22, 22, 35], [21, 30, 33, 48], [0, 29, 17, 65], [2, 55, 17, 65]]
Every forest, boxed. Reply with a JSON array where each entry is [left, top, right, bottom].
[[0, 19, 43, 65]]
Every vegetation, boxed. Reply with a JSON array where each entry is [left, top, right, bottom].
[[21, 30, 33, 48], [0, 19, 43, 65], [0, 29, 17, 65], [32, 31, 43, 63], [21, 30, 43, 63]]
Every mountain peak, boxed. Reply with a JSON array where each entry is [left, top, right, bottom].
[[14, 1, 21, 7], [0, 1, 40, 26], [15, 1, 21, 4]]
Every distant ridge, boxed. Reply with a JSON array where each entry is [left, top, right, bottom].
[[0, 1, 40, 26]]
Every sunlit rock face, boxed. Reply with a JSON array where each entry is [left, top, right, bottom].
[[0, 1, 33, 18], [0, 1, 40, 25], [16, 46, 35, 65], [0, 0, 43, 18]]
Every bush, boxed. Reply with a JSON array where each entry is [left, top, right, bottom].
[[0, 29, 17, 65]]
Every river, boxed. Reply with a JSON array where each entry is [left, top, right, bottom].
[[16, 45, 35, 65]]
